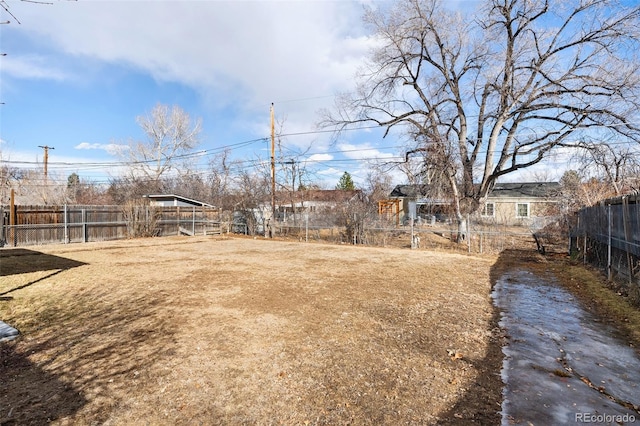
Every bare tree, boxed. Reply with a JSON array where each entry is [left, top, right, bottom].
[[323, 0, 640, 240], [275, 131, 314, 227], [66, 172, 110, 205], [363, 168, 393, 204], [13, 169, 66, 205], [107, 176, 163, 205], [206, 149, 234, 210], [575, 140, 640, 195], [120, 103, 202, 190], [231, 166, 271, 235], [559, 169, 616, 212], [0, 164, 21, 205]]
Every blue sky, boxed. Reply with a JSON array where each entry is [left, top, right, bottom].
[[0, 0, 574, 189], [1, 0, 407, 188]]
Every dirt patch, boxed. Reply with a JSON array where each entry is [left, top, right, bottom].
[[1, 236, 502, 424]]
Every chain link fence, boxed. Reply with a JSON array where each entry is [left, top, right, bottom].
[[571, 194, 640, 305], [266, 211, 550, 254], [1, 203, 557, 257]]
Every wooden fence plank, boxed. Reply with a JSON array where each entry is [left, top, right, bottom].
[[0, 205, 222, 247]]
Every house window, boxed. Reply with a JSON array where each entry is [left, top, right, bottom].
[[516, 203, 529, 218], [482, 202, 495, 217]]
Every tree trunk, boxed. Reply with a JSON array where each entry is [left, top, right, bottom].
[[448, 174, 467, 243], [456, 214, 467, 243]]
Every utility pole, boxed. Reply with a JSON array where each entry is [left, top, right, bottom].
[[270, 103, 276, 237], [38, 145, 55, 180]]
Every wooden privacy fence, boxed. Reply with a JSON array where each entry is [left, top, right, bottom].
[[571, 194, 640, 294], [0, 205, 223, 247]]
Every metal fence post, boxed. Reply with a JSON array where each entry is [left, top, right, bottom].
[[467, 214, 471, 253], [607, 204, 612, 280], [622, 196, 634, 284], [10, 189, 16, 247], [0, 205, 4, 247], [202, 206, 206, 236], [82, 209, 88, 243], [64, 204, 68, 244]]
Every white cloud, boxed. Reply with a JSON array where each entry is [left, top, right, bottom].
[[74, 143, 100, 150], [2, 54, 71, 81], [318, 167, 342, 176], [3, 1, 381, 168], [337, 142, 396, 160], [9, 1, 372, 113], [306, 153, 334, 162], [75, 142, 128, 156]]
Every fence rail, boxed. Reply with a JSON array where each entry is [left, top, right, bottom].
[[1, 205, 222, 247], [1, 203, 555, 258]]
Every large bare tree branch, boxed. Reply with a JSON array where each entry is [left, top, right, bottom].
[[321, 0, 640, 235]]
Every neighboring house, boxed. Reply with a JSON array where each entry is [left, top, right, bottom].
[[275, 189, 362, 221], [235, 189, 362, 235], [382, 184, 451, 224], [143, 194, 215, 208], [384, 182, 560, 227], [480, 182, 560, 227]]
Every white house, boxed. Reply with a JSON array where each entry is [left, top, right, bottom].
[[384, 182, 560, 227]]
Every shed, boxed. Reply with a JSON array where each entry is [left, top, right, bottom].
[[384, 184, 452, 223], [143, 194, 214, 208]]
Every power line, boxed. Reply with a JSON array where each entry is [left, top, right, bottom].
[[3, 135, 637, 173], [3, 120, 639, 188], [3, 120, 638, 169]]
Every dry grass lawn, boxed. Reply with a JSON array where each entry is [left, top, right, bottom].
[[1, 236, 502, 425]]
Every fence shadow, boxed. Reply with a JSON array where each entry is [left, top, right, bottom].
[[0, 248, 86, 277], [1, 270, 66, 297]]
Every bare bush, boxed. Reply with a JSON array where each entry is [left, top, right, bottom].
[[122, 200, 161, 238]]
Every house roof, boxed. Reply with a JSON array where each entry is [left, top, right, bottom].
[[389, 184, 432, 198], [488, 182, 560, 199], [143, 194, 215, 207], [389, 182, 560, 200]]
